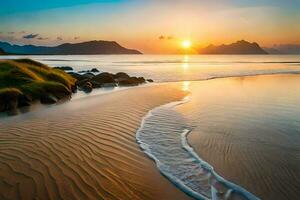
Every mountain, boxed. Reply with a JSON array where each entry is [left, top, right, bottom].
[[198, 40, 268, 54], [264, 44, 300, 54], [0, 40, 142, 55], [262, 47, 282, 54]]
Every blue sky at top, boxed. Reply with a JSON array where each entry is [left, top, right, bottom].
[[0, 0, 299, 53]]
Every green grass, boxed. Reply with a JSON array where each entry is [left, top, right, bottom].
[[0, 88, 23, 97], [0, 59, 76, 100]]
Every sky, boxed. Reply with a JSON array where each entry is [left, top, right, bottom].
[[0, 0, 300, 53]]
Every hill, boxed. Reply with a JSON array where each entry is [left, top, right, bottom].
[[198, 40, 268, 54], [0, 40, 142, 55], [264, 44, 300, 54]]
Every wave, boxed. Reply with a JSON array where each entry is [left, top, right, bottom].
[[114, 60, 300, 64], [41, 59, 94, 62], [136, 98, 260, 200]]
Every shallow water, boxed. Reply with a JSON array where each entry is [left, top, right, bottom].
[[2, 55, 300, 82], [137, 75, 300, 200]]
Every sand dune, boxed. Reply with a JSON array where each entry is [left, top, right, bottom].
[[0, 85, 191, 200]]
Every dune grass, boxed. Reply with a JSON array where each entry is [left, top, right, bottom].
[[0, 59, 76, 100]]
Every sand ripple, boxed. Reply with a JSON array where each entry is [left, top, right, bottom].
[[0, 85, 190, 200]]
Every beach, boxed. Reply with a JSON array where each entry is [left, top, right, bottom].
[[1, 55, 300, 200], [0, 84, 191, 200]]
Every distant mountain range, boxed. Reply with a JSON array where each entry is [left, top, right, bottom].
[[263, 44, 300, 54], [198, 40, 268, 54], [0, 40, 142, 55]]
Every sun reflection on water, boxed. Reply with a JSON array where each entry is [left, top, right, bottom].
[[182, 81, 190, 92]]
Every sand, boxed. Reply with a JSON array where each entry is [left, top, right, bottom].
[[0, 84, 191, 200]]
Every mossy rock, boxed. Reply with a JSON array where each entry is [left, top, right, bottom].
[[0, 88, 29, 112], [0, 59, 76, 112]]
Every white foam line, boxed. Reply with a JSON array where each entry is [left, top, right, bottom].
[[136, 97, 261, 200]]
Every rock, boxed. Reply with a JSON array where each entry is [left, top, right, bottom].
[[82, 82, 93, 93], [90, 80, 102, 88], [137, 77, 146, 83], [114, 72, 130, 79], [118, 77, 139, 86], [0, 88, 23, 112], [91, 72, 115, 84], [91, 68, 99, 73], [71, 84, 77, 93], [44, 84, 72, 100], [68, 72, 85, 81], [18, 94, 31, 107], [147, 79, 154, 82], [40, 94, 57, 104], [102, 83, 117, 87], [76, 79, 90, 87], [82, 72, 95, 79], [54, 66, 73, 71], [118, 76, 146, 86]]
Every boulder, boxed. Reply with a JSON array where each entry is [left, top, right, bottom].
[[40, 94, 57, 104], [68, 72, 86, 81], [91, 72, 115, 84], [71, 84, 77, 93], [118, 76, 146, 86], [90, 80, 102, 88], [82, 82, 93, 93], [114, 72, 130, 79], [147, 79, 154, 82], [82, 72, 95, 79], [18, 94, 31, 107], [118, 77, 138, 86], [91, 68, 100, 73], [44, 84, 72, 100], [0, 88, 23, 112], [102, 83, 117, 87], [76, 79, 90, 87], [137, 77, 146, 83], [54, 66, 73, 71]]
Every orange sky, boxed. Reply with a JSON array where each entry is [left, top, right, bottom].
[[1, 0, 300, 53]]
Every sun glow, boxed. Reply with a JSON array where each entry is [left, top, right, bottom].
[[182, 40, 192, 49]]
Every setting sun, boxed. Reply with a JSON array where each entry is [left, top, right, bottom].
[[182, 40, 192, 49]]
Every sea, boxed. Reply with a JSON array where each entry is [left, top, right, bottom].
[[2, 54, 300, 199]]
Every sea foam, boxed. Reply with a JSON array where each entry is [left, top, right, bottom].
[[136, 98, 260, 200]]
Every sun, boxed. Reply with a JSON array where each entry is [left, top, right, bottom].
[[182, 40, 192, 49]]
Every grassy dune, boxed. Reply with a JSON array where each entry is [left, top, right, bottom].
[[0, 59, 76, 111]]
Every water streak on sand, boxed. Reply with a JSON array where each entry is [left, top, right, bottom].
[[136, 98, 260, 200]]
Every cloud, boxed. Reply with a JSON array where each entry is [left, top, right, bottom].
[[159, 35, 165, 40], [57, 36, 63, 40], [74, 36, 80, 40], [37, 37, 49, 40], [158, 35, 174, 40], [23, 33, 39, 39]]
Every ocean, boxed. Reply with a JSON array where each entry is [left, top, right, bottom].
[[2, 54, 300, 199], [2, 54, 300, 82]]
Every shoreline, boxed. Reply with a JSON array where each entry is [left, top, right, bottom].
[[1, 74, 300, 199], [136, 96, 259, 200]]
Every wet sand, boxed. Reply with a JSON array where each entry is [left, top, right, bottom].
[[0, 85, 191, 200], [183, 75, 300, 199]]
